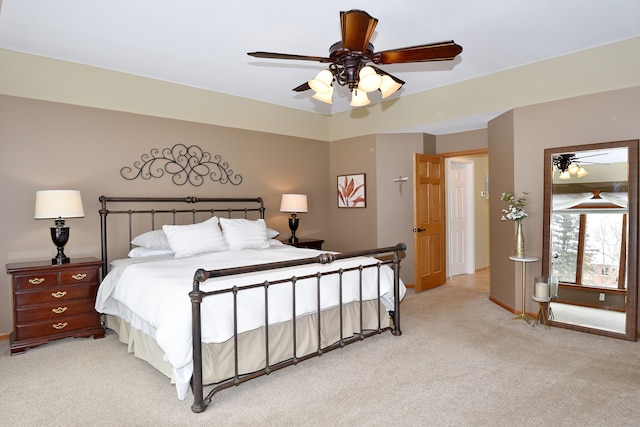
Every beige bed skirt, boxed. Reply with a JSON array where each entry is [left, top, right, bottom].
[[105, 300, 389, 386]]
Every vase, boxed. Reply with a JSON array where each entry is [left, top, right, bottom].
[[514, 220, 525, 258]]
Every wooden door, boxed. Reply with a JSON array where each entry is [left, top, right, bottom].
[[413, 153, 446, 292]]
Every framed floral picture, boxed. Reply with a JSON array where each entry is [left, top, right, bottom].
[[337, 173, 366, 208]]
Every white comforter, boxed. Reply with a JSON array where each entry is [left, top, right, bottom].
[[95, 245, 405, 399]]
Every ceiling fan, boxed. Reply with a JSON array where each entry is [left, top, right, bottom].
[[247, 9, 463, 106], [553, 153, 611, 179]]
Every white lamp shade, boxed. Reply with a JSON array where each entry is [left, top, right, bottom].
[[558, 171, 571, 180], [308, 70, 333, 94], [577, 167, 589, 178], [357, 66, 382, 92], [379, 75, 403, 98], [280, 194, 308, 213], [312, 85, 333, 104], [35, 190, 85, 219], [350, 89, 370, 107], [568, 163, 579, 174]]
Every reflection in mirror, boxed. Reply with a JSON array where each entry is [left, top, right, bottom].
[[542, 140, 638, 341]]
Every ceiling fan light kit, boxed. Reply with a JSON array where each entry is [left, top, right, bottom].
[[247, 9, 463, 107], [357, 66, 383, 92], [312, 85, 334, 104], [379, 75, 404, 99], [308, 70, 334, 94], [553, 154, 592, 180], [350, 89, 371, 107]]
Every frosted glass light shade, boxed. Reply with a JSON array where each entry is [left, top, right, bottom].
[[35, 190, 85, 219], [308, 70, 333, 94], [379, 75, 403, 98], [577, 167, 589, 178], [558, 171, 571, 180], [357, 66, 382, 92], [350, 89, 370, 107], [312, 85, 333, 104], [568, 163, 579, 174], [280, 194, 308, 213]]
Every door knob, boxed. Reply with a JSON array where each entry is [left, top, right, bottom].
[[412, 228, 425, 233]]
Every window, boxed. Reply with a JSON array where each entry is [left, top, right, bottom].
[[551, 212, 626, 289]]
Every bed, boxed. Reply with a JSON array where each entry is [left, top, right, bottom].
[[95, 196, 406, 413]]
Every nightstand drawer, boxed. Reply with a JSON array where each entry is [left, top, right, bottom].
[[15, 299, 97, 324], [15, 284, 98, 306], [15, 312, 101, 341], [14, 273, 58, 290], [60, 268, 99, 285]]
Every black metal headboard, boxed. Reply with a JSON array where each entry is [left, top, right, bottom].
[[98, 196, 265, 278]]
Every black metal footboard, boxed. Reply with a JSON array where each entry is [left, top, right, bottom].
[[189, 243, 406, 413]]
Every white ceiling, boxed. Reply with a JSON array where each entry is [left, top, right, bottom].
[[1, 1, 639, 134]]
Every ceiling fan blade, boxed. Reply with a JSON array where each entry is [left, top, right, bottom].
[[376, 41, 463, 64], [340, 9, 378, 52], [247, 52, 330, 62], [292, 82, 311, 92]]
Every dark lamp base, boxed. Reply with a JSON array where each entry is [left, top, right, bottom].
[[50, 225, 71, 265], [52, 255, 70, 265], [288, 215, 300, 244]]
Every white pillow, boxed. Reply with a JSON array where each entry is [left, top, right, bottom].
[[266, 228, 279, 239], [131, 229, 170, 250], [128, 247, 174, 258], [219, 218, 270, 250], [162, 217, 228, 257]]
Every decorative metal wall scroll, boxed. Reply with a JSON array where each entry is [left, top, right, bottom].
[[120, 144, 243, 186]]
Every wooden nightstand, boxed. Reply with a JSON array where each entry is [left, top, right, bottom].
[[281, 238, 324, 250], [6, 257, 105, 355]]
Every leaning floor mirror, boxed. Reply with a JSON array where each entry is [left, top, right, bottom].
[[542, 139, 638, 341]]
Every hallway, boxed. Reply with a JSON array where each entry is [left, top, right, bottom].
[[446, 268, 489, 292]]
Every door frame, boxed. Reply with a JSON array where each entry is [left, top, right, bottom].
[[438, 148, 488, 280]]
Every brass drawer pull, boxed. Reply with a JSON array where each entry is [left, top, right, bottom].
[[71, 273, 87, 281], [29, 278, 45, 285], [51, 291, 67, 298], [52, 322, 68, 330], [52, 306, 68, 314]]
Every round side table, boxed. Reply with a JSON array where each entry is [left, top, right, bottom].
[[508, 255, 539, 324], [531, 295, 552, 329]]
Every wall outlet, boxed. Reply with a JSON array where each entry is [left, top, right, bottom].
[[599, 292, 605, 301]]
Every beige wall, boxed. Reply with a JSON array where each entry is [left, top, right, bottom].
[[488, 110, 517, 308], [328, 135, 378, 252], [3, 37, 640, 142], [375, 134, 425, 285], [489, 87, 640, 326], [0, 95, 330, 335], [436, 128, 488, 154]]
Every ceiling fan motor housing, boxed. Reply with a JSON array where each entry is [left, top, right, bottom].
[[328, 41, 376, 90]]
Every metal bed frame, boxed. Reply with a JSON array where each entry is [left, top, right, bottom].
[[98, 196, 404, 413]]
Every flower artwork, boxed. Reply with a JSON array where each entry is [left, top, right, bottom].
[[500, 192, 528, 222], [338, 174, 366, 208]]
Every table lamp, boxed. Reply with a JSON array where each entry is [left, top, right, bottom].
[[34, 190, 85, 264], [280, 194, 308, 243]]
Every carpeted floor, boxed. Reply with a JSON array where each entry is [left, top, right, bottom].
[[1, 280, 639, 426]]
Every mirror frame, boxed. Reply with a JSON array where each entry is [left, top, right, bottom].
[[542, 139, 638, 341]]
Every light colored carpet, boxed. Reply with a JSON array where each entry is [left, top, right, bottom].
[[1, 283, 639, 426]]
